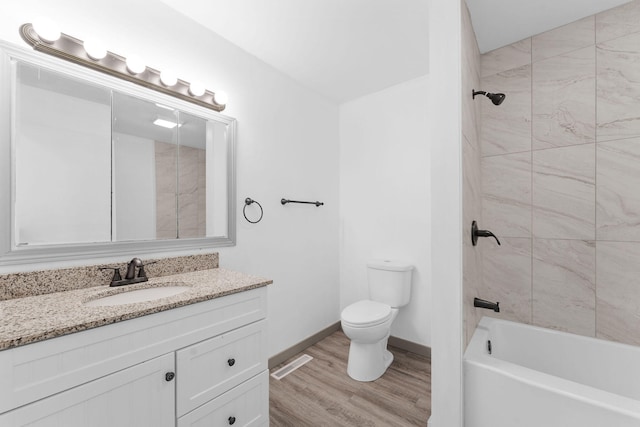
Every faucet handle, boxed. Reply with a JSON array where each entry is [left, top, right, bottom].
[[137, 261, 157, 279], [99, 267, 122, 283]]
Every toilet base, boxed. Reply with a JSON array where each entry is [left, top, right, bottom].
[[384, 349, 394, 369], [347, 338, 394, 382]]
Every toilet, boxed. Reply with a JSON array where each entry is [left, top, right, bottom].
[[341, 260, 413, 382]]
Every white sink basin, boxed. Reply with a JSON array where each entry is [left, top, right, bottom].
[[84, 286, 190, 307]]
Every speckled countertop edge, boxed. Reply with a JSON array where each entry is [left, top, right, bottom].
[[0, 268, 271, 351]]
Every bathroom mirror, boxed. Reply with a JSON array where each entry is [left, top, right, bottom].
[[0, 43, 236, 265]]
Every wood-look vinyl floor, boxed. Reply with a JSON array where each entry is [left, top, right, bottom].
[[269, 331, 431, 426]]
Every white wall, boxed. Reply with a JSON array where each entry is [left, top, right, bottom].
[[339, 76, 431, 346], [113, 133, 156, 241], [15, 81, 111, 246], [428, 0, 464, 425], [0, 0, 340, 359]]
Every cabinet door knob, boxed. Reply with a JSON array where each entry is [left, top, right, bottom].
[[228, 416, 236, 425], [227, 358, 236, 366], [165, 372, 175, 381]]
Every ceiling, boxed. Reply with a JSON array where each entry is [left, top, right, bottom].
[[466, 0, 632, 53], [159, 0, 429, 104], [159, 0, 633, 103]]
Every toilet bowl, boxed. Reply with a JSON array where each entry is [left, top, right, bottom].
[[341, 300, 398, 381], [340, 260, 413, 382]]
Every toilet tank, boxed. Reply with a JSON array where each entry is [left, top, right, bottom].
[[367, 260, 413, 308]]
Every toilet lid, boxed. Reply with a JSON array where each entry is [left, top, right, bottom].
[[341, 300, 392, 327]]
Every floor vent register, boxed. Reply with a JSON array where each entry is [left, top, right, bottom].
[[270, 354, 314, 380]]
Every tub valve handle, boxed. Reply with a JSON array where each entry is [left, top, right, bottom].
[[472, 220, 501, 246], [474, 297, 500, 313]]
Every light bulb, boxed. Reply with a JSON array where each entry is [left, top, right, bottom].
[[32, 17, 61, 43], [189, 81, 205, 97], [213, 91, 228, 105], [83, 39, 107, 60], [125, 55, 146, 74], [160, 69, 177, 87]]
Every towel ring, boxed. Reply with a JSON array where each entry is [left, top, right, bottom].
[[243, 198, 263, 224]]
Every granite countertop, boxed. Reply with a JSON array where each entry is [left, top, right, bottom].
[[0, 268, 271, 351]]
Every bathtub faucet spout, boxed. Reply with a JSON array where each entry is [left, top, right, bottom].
[[474, 297, 500, 312]]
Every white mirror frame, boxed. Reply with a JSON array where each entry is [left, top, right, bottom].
[[0, 42, 236, 266]]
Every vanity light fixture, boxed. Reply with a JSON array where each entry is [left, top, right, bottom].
[[189, 81, 206, 97], [125, 55, 146, 75], [160, 69, 178, 87], [20, 20, 227, 111], [83, 39, 107, 60], [32, 17, 60, 43], [214, 91, 229, 106]]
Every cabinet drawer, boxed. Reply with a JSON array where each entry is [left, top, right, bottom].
[[178, 370, 268, 427], [0, 353, 175, 427], [177, 320, 267, 417]]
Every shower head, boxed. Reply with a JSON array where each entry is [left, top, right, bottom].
[[472, 90, 506, 106]]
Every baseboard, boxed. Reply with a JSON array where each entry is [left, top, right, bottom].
[[388, 335, 431, 358], [268, 321, 341, 369]]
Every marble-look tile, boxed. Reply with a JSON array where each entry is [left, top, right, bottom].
[[532, 144, 595, 239], [178, 146, 200, 194], [155, 141, 177, 194], [481, 237, 532, 324], [596, 137, 640, 241], [179, 228, 200, 239], [480, 64, 532, 156], [464, 241, 483, 347], [462, 0, 481, 81], [596, 0, 640, 44], [156, 229, 177, 240], [463, 134, 483, 346], [532, 16, 594, 63], [596, 241, 640, 346], [462, 0, 481, 147], [463, 54, 481, 145], [481, 38, 531, 78], [178, 193, 198, 232], [463, 122, 481, 345], [597, 32, 640, 142], [482, 152, 531, 238], [463, 135, 483, 228], [532, 239, 595, 336], [197, 185, 207, 229], [156, 192, 177, 237], [532, 47, 596, 149]]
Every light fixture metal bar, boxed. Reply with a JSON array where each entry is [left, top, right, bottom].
[[19, 23, 225, 112]]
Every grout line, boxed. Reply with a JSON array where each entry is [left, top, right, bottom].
[[530, 39, 534, 326], [594, 17, 599, 338]]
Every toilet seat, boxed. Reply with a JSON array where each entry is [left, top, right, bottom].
[[341, 300, 392, 327]]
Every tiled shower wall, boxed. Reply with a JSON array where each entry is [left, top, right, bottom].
[[155, 142, 206, 239], [461, 0, 483, 346], [478, 0, 640, 346]]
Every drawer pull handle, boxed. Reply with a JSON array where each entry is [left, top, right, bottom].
[[227, 358, 236, 367], [228, 416, 236, 425], [165, 372, 175, 382]]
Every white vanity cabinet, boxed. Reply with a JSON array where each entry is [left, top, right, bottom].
[[0, 286, 269, 427], [0, 353, 176, 427]]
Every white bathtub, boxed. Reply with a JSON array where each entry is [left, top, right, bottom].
[[464, 317, 640, 427]]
